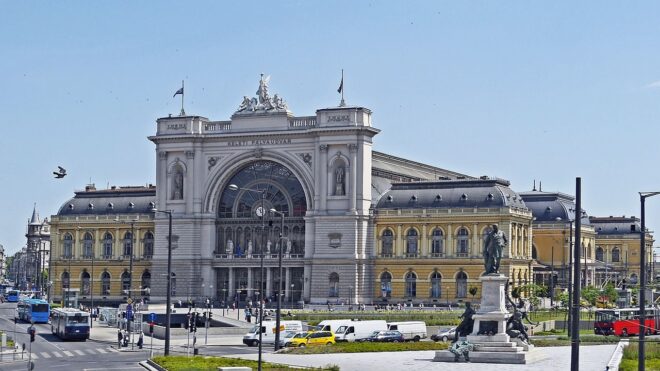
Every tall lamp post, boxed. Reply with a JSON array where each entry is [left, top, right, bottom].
[[638, 191, 660, 371], [151, 208, 173, 356], [228, 183, 267, 371], [269, 208, 285, 351]]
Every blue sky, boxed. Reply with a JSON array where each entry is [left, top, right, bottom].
[[1, 1, 660, 255]]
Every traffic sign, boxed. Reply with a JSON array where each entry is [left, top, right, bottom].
[[126, 304, 133, 321], [149, 312, 156, 322]]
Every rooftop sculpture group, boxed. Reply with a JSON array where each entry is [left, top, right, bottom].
[[237, 74, 288, 114]]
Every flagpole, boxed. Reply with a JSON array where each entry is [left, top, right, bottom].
[[180, 80, 185, 116], [340, 69, 345, 107]]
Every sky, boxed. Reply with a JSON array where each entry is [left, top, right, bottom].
[[1, 1, 660, 256]]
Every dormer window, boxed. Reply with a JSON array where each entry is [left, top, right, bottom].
[[128, 202, 135, 209], [88, 203, 94, 210], [387, 195, 393, 202], [68, 204, 74, 210], [411, 195, 417, 202], [435, 194, 442, 201], [546, 206, 552, 212], [487, 193, 494, 200], [149, 201, 155, 209], [107, 203, 114, 209], [460, 193, 468, 201]]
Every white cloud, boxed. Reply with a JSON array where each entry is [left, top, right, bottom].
[[646, 80, 660, 88]]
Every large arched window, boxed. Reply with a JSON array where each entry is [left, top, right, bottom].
[[380, 272, 392, 298], [217, 161, 308, 255], [596, 247, 604, 262], [102, 233, 113, 258], [141, 270, 151, 296], [456, 271, 468, 298], [456, 228, 469, 257], [612, 247, 620, 263], [329, 272, 339, 297], [405, 272, 417, 298], [81, 271, 91, 296], [430, 272, 442, 298], [143, 232, 154, 258], [83, 232, 94, 258], [63, 233, 73, 258], [406, 229, 418, 257], [121, 271, 131, 295], [431, 229, 444, 257], [382, 229, 394, 257], [101, 272, 111, 295], [532, 245, 538, 260], [123, 232, 133, 257]]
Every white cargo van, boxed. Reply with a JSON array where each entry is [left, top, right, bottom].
[[387, 321, 427, 341], [243, 320, 303, 346], [315, 319, 352, 333], [335, 320, 387, 342]]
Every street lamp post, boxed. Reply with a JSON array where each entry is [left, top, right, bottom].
[[290, 283, 294, 308], [152, 208, 173, 356], [269, 209, 285, 351], [638, 191, 660, 371], [228, 184, 267, 371]]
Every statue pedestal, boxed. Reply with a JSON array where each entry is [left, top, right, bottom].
[[433, 274, 540, 364]]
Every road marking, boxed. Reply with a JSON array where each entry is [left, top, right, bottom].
[[53, 351, 63, 357], [95, 348, 107, 353], [63, 350, 74, 357], [30, 353, 38, 359], [40, 352, 51, 358], [74, 349, 86, 356], [107, 347, 120, 352], [85, 349, 97, 355]]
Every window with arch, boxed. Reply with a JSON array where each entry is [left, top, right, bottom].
[[141, 271, 151, 296], [596, 247, 604, 262], [532, 246, 538, 260], [456, 271, 468, 298], [380, 272, 392, 298], [63, 233, 73, 258], [456, 228, 469, 257], [143, 232, 154, 258], [381, 229, 394, 257], [123, 231, 133, 257], [121, 271, 131, 295], [405, 271, 417, 298], [102, 233, 113, 258], [83, 232, 94, 258], [612, 247, 620, 263], [431, 229, 444, 257], [101, 272, 111, 295], [430, 272, 442, 298], [406, 229, 419, 257], [329, 272, 339, 297], [81, 271, 91, 296]]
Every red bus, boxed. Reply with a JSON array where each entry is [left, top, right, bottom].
[[594, 308, 660, 336]]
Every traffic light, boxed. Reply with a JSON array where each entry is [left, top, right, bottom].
[[149, 323, 154, 334], [29, 328, 35, 343], [208, 311, 212, 319]]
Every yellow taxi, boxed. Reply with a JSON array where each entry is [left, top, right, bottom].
[[289, 331, 335, 347]]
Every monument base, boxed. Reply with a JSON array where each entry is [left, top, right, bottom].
[[433, 348, 543, 364]]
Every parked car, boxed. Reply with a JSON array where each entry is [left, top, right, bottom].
[[387, 321, 427, 342], [289, 331, 336, 347], [431, 327, 456, 342], [334, 320, 387, 342], [364, 330, 405, 343]]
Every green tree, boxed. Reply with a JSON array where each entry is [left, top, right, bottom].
[[581, 285, 600, 306], [602, 284, 618, 305], [521, 284, 547, 308], [556, 291, 569, 309]]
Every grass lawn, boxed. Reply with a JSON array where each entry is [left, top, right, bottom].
[[153, 355, 338, 371], [619, 342, 660, 371], [284, 341, 449, 354], [532, 335, 621, 347]]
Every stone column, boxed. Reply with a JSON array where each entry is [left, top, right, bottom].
[[158, 151, 168, 210], [319, 145, 328, 212], [447, 224, 453, 256], [473, 223, 479, 257], [284, 267, 291, 300], [349, 144, 358, 212], [247, 268, 253, 297], [396, 225, 403, 257], [266, 268, 272, 299], [421, 224, 428, 257], [228, 267, 234, 300]]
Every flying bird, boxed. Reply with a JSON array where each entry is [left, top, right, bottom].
[[53, 166, 67, 179]]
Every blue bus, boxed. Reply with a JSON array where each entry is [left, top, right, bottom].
[[51, 308, 90, 340], [17, 298, 50, 323], [5, 290, 20, 303]]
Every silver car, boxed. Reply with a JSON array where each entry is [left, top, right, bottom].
[[431, 327, 456, 342]]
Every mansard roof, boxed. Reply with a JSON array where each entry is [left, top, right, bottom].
[[518, 190, 579, 222], [589, 216, 642, 235], [56, 184, 156, 216], [375, 178, 527, 210]]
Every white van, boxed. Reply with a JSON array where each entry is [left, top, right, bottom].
[[335, 320, 388, 342], [387, 321, 427, 341], [315, 319, 353, 333], [243, 320, 303, 346]]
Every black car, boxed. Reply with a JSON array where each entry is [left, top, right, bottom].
[[363, 330, 405, 342]]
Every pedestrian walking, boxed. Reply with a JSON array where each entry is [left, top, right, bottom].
[[117, 329, 123, 348]]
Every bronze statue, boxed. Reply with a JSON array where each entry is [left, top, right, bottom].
[[452, 302, 475, 343], [483, 224, 507, 274]]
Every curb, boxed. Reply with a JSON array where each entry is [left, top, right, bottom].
[[605, 339, 629, 370], [139, 359, 166, 371]]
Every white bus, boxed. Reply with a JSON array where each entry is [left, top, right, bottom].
[[51, 308, 90, 341]]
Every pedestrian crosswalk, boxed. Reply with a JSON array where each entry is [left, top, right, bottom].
[[27, 348, 119, 360]]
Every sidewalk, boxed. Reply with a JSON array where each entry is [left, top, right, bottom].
[[224, 344, 617, 371]]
